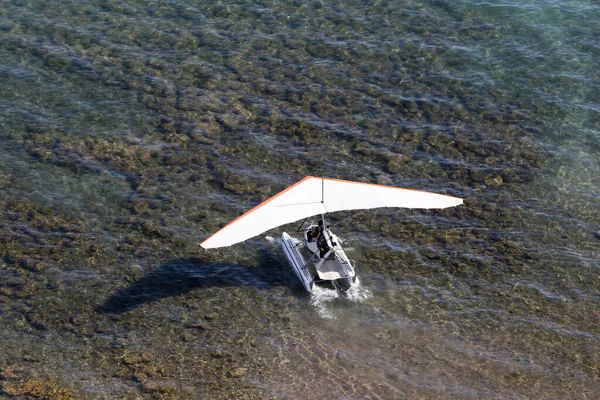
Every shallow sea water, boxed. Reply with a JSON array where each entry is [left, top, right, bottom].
[[0, 0, 599, 398]]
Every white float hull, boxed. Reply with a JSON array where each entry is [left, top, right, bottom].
[[280, 232, 314, 292]]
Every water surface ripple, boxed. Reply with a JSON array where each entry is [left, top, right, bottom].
[[0, 0, 598, 398]]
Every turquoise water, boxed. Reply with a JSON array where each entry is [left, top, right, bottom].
[[0, 0, 598, 398]]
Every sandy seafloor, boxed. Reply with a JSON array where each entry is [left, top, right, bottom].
[[0, 0, 599, 398]]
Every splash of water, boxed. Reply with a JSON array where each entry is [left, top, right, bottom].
[[310, 277, 372, 319], [309, 285, 340, 319], [264, 235, 278, 245], [344, 277, 373, 303]]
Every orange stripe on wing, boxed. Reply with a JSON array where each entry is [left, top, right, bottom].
[[198, 176, 318, 248]]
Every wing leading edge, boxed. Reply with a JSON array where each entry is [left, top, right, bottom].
[[199, 176, 462, 249]]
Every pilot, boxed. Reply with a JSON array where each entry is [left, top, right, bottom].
[[317, 220, 329, 258], [307, 225, 319, 242]]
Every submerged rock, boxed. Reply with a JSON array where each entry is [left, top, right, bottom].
[[1, 379, 75, 399], [484, 175, 504, 187], [228, 367, 248, 378]]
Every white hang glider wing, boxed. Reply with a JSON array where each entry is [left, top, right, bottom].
[[199, 176, 463, 249]]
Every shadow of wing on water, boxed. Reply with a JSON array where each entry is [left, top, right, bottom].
[[97, 257, 288, 314]]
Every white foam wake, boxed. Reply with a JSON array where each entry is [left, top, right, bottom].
[[309, 277, 372, 319], [264, 235, 279, 245], [344, 277, 373, 303]]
